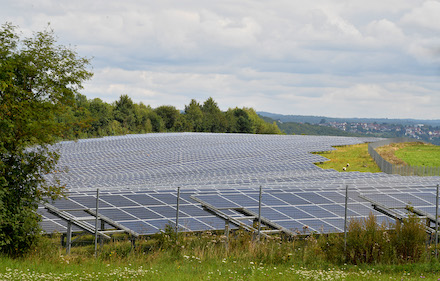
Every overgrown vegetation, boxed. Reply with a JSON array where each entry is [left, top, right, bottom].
[[1, 213, 439, 280], [314, 143, 382, 173]]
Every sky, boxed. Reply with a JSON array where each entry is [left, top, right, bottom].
[[1, 0, 440, 119]]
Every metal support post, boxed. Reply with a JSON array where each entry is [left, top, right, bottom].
[[176, 186, 181, 242], [225, 219, 229, 251], [94, 188, 99, 257], [436, 184, 439, 258], [258, 185, 262, 241], [344, 184, 349, 252], [66, 221, 72, 254], [100, 220, 105, 248]]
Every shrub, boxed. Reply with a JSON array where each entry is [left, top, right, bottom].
[[391, 214, 427, 262]]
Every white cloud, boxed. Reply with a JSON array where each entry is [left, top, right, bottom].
[[365, 19, 405, 47], [1, 0, 439, 119], [401, 1, 440, 32]]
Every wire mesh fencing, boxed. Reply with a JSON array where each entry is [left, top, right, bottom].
[[368, 137, 440, 176]]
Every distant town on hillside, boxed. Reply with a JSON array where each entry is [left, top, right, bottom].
[[258, 112, 440, 145]]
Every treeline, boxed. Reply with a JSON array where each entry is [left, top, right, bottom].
[[57, 94, 281, 139]]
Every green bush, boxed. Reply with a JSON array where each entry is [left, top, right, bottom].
[[392, 214, 427, 262], [315, 212, 428, 265]]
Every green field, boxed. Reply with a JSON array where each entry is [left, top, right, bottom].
[[394, 142, 440, 167], [314, 143, 382, 173], [2, 257, 440, 280], [315, 142, 440, 173]]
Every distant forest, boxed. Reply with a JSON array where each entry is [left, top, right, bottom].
[[57, 94, 281, 140]]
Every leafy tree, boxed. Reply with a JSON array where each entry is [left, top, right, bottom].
[[224, 108, 252, 133], [133, 103, 154, 133], [184, 99, 204, 132], [0, 23, 92, 256], [245, 108, 282, 134], [154, 105, 180, 131], [234, 108, 252, 133], [113, 94, 136, 131], [201, 97, 227, 132], [88, 97, 113, 136]]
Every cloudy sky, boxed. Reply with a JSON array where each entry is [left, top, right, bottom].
[[1, 0, 440, 119]]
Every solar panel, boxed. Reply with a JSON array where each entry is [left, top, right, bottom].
[[274, 206, 314, 219], [39, 133, 440, 236]]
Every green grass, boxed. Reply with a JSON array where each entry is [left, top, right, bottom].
[[314, 143, 382, 173], [394, 143, 440, 167], [2, 220, 440, 281], [2, 250, 440, 280]]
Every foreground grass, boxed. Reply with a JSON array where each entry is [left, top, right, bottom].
[[314, 143, 382, 173], [2, 229, 440, 281], [2, 251, 440, 280]]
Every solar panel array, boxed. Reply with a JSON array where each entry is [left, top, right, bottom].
[[40, 133, 440, 235]]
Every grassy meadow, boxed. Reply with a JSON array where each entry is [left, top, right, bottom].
[[315, 141, 440, 173], [314, 143, 382, 173], [393, 142, 440, 167], [2, 215, 440, 281]]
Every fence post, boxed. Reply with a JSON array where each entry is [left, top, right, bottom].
[[94, 188, 99, 257], [344, 184, 349, 252], [436, 184, 439, 258], [258, 185, 262, 241], [225, 219, 229, 251], [66, 221, 72, 254], [176, 186, 181, 242]]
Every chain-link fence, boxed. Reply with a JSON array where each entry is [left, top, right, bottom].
[[368, 137, 440, 176]]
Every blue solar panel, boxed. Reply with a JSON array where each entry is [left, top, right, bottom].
[[147, 206, 180, 218], [98, 209, 137, 221], [270, 193, 309, 205], [124, 194, 163, 206], [39, 133, 440, 236], [299, 205, 337, 218], [120, 207, 163, 220], [247, 207, 291, 221], [274, 206, 314, 219], [100, 195, 138, 207], [120, 221, 154, 234], [298, 219, 337, 233], [296, 192, 334, 204]]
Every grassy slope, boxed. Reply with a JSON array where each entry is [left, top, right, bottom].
[[375, 142, 440, 167], [314, 143, 382, 173], [394, 143, 440, 166]]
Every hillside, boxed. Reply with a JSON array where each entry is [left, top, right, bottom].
[[257, 111, 440, 127], [258, 112, 440, 145], [259, 116, 361, 137]]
